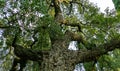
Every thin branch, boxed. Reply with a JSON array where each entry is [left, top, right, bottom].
[[0, 26, 16, 29]]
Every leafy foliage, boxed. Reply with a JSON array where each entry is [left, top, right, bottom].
[[0, 0, 120, 71]]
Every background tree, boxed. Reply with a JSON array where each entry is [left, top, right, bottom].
[[112, 0, 120, 11], [0, 0, 120, 71]]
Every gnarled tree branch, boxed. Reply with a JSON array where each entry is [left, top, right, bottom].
[[63, 36, 120, 64]]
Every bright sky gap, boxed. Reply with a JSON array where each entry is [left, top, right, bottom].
[[89, 0, 115, 13]]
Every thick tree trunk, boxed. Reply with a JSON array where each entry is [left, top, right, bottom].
[[40, 33, 77, 71]]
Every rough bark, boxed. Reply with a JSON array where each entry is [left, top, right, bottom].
[[41, 31, 74, 71], [40, 31, 120, 71]]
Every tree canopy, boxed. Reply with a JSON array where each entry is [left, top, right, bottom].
[[0, 0, 120, 71]]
